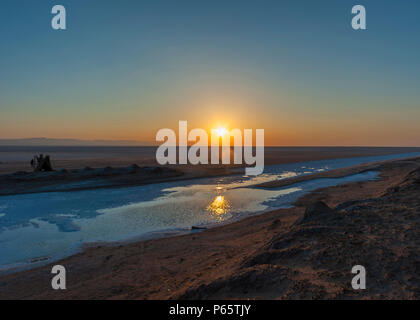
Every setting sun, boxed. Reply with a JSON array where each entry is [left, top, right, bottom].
[[214, 127, 228, 137]]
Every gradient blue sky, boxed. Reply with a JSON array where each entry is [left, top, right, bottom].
[[0, 0, 419, 146]]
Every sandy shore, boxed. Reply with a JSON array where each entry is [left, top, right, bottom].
[[0, 157, 419, 299]]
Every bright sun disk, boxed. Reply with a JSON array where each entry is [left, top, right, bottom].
[[214, 127, 228, 137]]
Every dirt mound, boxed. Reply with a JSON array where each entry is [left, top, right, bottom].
[[296, 201, 335, 224], [177, 162, 420, 299]]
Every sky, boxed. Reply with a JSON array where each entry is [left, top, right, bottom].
[[0, 0, 419, 146]]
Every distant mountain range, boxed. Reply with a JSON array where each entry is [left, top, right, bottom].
[[0, 138, 155, 147]]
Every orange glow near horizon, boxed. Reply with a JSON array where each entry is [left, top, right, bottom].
[[3, 110, 420, 147]]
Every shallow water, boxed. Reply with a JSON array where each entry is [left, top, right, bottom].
[[0, 152, 419, 270]]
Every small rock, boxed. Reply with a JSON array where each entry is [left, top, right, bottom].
[[191, 226, 207, 230], [152, 167, 163, 174]]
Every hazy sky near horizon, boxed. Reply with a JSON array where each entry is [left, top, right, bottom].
[[0, 0, 419, 146]]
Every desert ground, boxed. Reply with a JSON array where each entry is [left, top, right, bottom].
[[1, 146, 420, 174], [0, 156, 419, 299], [1, 147, 420, 196]]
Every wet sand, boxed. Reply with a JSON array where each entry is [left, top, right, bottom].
[[0, 157, 419, 299]]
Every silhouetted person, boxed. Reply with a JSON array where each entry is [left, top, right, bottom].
[[42, 155, 53, 171]]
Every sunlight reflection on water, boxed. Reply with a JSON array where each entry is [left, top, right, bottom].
[[206, 195, 231, 220], [3, 150, 420, 269]]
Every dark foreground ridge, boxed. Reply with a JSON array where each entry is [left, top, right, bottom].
[[181, 159, 420, 299]]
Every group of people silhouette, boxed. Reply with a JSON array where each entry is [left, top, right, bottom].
[[30, 154, 53, 172]]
